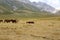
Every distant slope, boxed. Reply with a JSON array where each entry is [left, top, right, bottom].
[[32, 2, 56, 13], [0, 0, 55, 19]]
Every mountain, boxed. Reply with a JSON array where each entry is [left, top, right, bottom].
[[18, 0, 31, 3], [19, 0, 56, 13], [0, 0, 55, 19], [0, 0, 40, 14], [32, 2, 56, 13], [55, 10, 60, 16]]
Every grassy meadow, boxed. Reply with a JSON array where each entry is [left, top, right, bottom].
[[0, 17, 60, 40]]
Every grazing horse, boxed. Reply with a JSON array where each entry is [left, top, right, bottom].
[[4, 20, 11, 23], [0, 20, 3, 23], [10, 19, 17, 23], [4, 19, 18, 23], [26, 21, 34, 24]]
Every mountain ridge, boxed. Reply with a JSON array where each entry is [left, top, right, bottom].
[[0, 0, 56, 19]]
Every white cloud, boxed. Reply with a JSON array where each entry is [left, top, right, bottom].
[[44, 0, 60, 9]]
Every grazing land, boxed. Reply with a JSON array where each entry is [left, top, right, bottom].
[[0, 18, 60, 40]]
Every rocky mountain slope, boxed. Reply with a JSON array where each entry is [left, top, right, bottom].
[[0, 0, 55, 19]]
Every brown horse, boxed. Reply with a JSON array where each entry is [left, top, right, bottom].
[[10, 19, 17, 23], [0, 20, 3, 23], [4, 20, 11, 23], [4, 19, 17, 23], [26, 21, 34, 24]]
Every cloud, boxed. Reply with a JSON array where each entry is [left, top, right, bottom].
[[30, 0, 60, 9], [44, 0, 60, 9]]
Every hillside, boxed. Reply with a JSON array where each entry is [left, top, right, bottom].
[[0, 0, 55, 19], [32, 2, 56, 13]]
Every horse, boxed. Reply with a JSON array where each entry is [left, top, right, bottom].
[[0, 20, 3, 23], [4, 20, 11, 23], [26, 21, 34, 24], [10, 19, 17, 23]]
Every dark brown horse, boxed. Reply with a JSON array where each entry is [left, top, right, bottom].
[[4, 19, 17, 23], [4, 20, 11, 23], [0, 20, 3, 23], [26, 21, 34, 24], [10, 19, 17, 23]]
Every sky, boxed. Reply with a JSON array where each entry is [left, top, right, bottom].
[[30, 0, 60, 10]]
